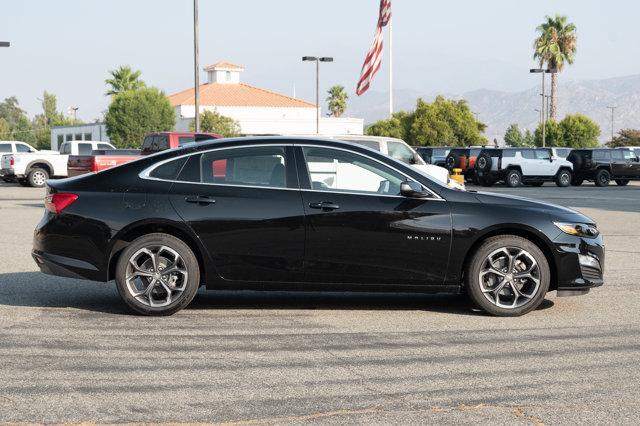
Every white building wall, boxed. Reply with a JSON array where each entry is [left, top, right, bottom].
[[175, 105, 363, 136], [50, 123, 109, 151]]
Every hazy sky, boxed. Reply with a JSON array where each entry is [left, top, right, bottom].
[[2, 0, 639, 121]]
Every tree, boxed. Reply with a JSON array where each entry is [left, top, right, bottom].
[[189, 110, 241, 137], [503, 123, 534, 147], [326, 85, 348, 117], [32, 91, 79, 149], [105, 65, 146, 96], [559, 113, 600, 148], [366, 111, 412, 140], [607, 129, 640, 147], [0, 118, 11, 140], [105, 87, 175, 148], [534, 120, 564, 147], [533, 14, 577, 120]]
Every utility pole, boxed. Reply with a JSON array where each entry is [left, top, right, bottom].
[[193, 0, 200, 132], [530, 68, 554, 147], [607, 106, 617, 142]]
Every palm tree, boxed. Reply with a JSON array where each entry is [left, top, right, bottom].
[[326, 85, 348, 117], [533, 14, 577, 120], [105, 65, 146, 96]]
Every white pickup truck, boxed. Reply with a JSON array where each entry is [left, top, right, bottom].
[[0, 140, 115, 187]]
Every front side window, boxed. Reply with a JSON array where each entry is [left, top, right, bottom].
[[199, 146, 287, 188], [387, 141, 415, 164], [78, 143, 93, 155], [622, 149, 636, 160], [303, 146, 405, 196], [611, 150, 623, 160], [16, 143, 32, 153]]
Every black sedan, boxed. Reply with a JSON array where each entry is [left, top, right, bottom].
[[32, 137, 604, 316]]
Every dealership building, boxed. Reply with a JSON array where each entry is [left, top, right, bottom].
[[168, 61, 363, 136]]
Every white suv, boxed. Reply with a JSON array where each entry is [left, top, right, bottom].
[[475, 147, 573, 187]]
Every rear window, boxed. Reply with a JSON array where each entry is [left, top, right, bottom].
[[142, 135, 170, 152], [78, 143, 93, 155], [0, 144, 11, 153]]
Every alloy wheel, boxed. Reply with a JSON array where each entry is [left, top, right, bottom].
[[125, 245, 189, 307], [560, 172, 570, 186], [32, 171, 46, 186], [478, 247, 540, 309]]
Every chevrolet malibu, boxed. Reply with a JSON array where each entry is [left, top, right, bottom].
[[32, 137, 604, 316]]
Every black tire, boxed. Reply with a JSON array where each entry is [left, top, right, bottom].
[[567, 152, 583, 171], [115, 233, 201, 316], [445, 154, 457, 171], [571, 177, 583, 186], [615, 179, 630, 186], [504, 169, 522, 187], [476, 154, 492, 172], [465, 235, 550, 317], [27, 167, 49, 188], [18, 179, 30, 187], [594, 169, 611, 187], [555, 169, 572, 187]]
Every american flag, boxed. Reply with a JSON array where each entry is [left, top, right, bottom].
[[356, 0, 392, 96]]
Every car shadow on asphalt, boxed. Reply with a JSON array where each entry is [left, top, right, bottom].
[[0, 272, 554, 316]]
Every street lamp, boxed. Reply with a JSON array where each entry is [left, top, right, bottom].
[[529, 68, 555, 147], [302, 56, 333, 134], [0, 41, 9, 47]]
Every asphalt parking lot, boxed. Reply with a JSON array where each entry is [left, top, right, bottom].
[[0, 181, 639, 424]]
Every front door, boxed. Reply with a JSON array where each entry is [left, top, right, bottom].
[[169, 145, 305, 283], [296, 145, 451, 286]]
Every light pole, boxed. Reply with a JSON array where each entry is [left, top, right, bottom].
[[193, 0, 200, 132], [530, 68, 555, 147], [302, 56, 333, 134], [607, 106, 617, 142], [544, 95, 551, 121]]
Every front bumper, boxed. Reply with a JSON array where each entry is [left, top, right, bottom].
[[552, 232, 605, 294]]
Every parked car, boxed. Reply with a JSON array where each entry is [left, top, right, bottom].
[[1, 140, 115, 187], [567, 148, 640, 186], [67, 149, 142, 177], [474, 148, 573, 187], [0, 141, 37, 182], [331, 135, 463, 189], [414, 146, 451, 167], [141, 132, 222, 154], [33, 137, 603, 317], [445, 147, 483, 182]]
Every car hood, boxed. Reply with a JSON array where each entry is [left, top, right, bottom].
[[473, 191, 594, 224]]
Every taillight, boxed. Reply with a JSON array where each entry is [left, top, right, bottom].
[[45, 193, 78, 214], [10, 156, 14, 166], [90, 159, 98, 172]]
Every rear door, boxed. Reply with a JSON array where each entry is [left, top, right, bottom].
[[168, 144, 306, 283], [297, 145, 451, 286]]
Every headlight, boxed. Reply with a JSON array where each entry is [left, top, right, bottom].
[[554, 222, 599, 238]]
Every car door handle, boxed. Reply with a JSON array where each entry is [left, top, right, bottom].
[[309, 201, 340, 211], [185, 195, 216, 205]]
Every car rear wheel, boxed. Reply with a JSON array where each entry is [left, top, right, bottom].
[[615, 179, 630, 186], [504, 169, 522, 187], [555, 169, 572, 187], [115, 233, 200, 316], [465, 235, 550, 317], [27, 168, 48, 188], [595, 169, 611, 187]]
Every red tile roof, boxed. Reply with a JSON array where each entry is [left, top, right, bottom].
[[168, 83, 316, 108]]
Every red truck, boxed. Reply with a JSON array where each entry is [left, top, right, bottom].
[[67, 132, 222, 177]]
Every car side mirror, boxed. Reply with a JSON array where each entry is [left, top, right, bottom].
[[400, 180, 430, 198]]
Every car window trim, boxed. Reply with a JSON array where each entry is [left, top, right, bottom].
[[140, 142, 444, 200]]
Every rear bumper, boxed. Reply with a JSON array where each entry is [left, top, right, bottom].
[[32, 249, 103, 281], [0, 168, 20, 178]]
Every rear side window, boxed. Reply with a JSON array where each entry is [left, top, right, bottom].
[[149, 157, 187, 180], [611, 150, 623, 160], [78, 143, 93, 155], [432, 149, 448, 156], [535, 149, 551, 160], [593, 150, 610, 161], [199, 146, 288, 188], [502, 150, 515, 158], [521, 150, 535, 159], [0, 144, 11, 153]]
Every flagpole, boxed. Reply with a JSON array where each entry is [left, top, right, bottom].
[[388, 15, 393, 117]]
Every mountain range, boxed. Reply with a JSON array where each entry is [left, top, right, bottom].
[[347, 74, 640, 143]]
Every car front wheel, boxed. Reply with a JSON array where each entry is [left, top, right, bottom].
[[115, 233, 200, 316], [465, 235, 550, 316], [555, 169, 572, 187], [504, 169, 522, 187]]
